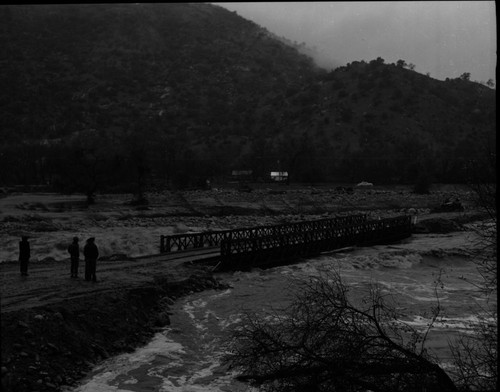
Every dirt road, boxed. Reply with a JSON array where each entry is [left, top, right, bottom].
[[0, 246, 227, 392], [0, 249, 220, 314]]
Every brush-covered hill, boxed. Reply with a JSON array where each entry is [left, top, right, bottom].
[[1, 3, 320, 140], [0, 3, 495, 192], [268, 58, 496, 183]]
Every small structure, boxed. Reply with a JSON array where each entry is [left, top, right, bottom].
[[231, 170, 253, 182], [270, 171, 289, 182]]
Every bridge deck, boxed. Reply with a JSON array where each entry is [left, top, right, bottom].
[[160, 215, 413, 272], [160, 214, 367, 253]]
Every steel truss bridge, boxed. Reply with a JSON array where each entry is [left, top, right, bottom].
[[160, 214, 413, 271]]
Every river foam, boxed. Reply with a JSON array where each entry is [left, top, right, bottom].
[[70, 231, 494, 392]]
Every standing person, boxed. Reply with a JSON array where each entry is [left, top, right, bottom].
[[83, 237, 99, 282], [68, 237, 80, 278], [19, 236, 30, 276]]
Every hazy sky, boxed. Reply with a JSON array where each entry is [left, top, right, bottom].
[[215, 2, 496, 83]]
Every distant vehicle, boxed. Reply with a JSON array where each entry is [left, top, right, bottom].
[[356, 181, 373, 187]]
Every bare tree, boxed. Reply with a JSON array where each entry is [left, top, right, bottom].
[[448, 154, 497, 391], [225, 270, 457, 392], [449, 315, 497, 392]]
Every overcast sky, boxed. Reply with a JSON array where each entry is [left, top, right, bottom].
[[215, 2, 496, 83]]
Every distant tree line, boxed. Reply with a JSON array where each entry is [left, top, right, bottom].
[[1, 126, 495, 199]]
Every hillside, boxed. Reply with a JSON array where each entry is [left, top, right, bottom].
[[0, 3, 495, 193], [272, 59, 496, 183]]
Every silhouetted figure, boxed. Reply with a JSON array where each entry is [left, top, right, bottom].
[[68, 237, 80, 278], [84, 237, 99, 282], [19, 236, 30, 276]]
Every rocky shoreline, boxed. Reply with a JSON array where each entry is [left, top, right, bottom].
[[1, 266, 229, 392]]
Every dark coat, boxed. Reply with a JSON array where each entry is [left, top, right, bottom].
[[68, 243, 80, 259], [83, 242, 98, 260], [19, 240, 30, 261]]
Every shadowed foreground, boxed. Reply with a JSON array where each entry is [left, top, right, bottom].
[[0, 253, 227, 392]]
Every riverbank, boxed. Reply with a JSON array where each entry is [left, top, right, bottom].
[[1, 211, 488, 392], [71, 227, 495, 392], [1, 185, 490, 391], [1, 262, 229, 392]]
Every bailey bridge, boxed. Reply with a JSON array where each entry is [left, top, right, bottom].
[[160, 214, 413, 271]]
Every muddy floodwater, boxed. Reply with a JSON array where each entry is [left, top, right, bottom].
[[70, 230, 494, 392]]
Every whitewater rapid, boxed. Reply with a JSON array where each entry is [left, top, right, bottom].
[[69, 231, 495, 392]]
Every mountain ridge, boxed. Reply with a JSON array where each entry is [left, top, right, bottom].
[[0, 3, 495, 191]]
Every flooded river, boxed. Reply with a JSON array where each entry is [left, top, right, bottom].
[[70, 231, 495, 392]]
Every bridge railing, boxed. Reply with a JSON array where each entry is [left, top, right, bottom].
[[217, 216, 412, 270], [160, 214, 367, 253]]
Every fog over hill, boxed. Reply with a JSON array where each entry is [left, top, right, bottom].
[[217, 2, 497, 83], [0, 3, 495, 195]]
